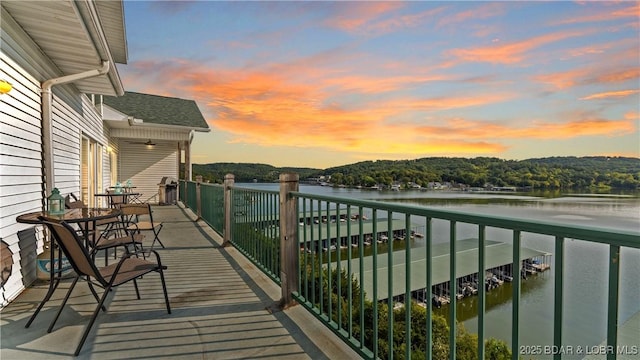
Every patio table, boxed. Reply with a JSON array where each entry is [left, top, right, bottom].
[[16, 207, 121, 329], [94, 192, 141, 207]]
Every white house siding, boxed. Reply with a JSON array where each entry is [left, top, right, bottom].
[[118, 140, 178, 204], [0, 17, 113, 306], [51, 94, 110, 204], [0, 53, 44, 306]]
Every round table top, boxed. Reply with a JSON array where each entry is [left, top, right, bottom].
[[16, 208, 120, 224], [94, 192, 140, 197]]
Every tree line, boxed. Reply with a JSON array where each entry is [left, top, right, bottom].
[[193, 156, 640, 190]]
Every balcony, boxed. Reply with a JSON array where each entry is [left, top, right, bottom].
[[0, 205, 358, 359], [1, 175, 638, 359]]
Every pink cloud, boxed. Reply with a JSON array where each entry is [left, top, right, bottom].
[[324, 2, 404, 32], [552, 3, 640, 25], [580, 89, 640, 100], [123, 55, 636, 159], [448, 30, 587, 64], [437, 2, 506, 28]]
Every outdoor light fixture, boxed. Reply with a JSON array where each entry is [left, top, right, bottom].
[[0, 80, 12, 95], [47, 188, 65, 215]]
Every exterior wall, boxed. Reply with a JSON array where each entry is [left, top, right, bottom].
[[0, 52, 43, 305], [50, 93, 107, 200], [0, 16, 113, 306], [118, 140, 178, 204]]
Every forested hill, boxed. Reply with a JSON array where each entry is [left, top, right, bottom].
[[193, 156, 640, 189], [192, 162, 319, 183]]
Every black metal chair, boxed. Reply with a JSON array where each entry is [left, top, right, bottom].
[[39, 218, 171, 356], [85, 217, 146, 264], [120, 203, 165, 250]]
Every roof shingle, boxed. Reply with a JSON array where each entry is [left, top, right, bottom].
[[102, 91, 209, 130]]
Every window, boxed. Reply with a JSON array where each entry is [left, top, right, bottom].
[[81, 136, 104, 207]]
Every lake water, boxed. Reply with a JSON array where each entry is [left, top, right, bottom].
[[238, 183, 640, 359]]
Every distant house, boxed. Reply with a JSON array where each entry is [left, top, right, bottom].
[[0, 1, 209, 306]]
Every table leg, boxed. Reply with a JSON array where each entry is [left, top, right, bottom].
[[84, 219, 106, 312], [25, 244, 62, 328]]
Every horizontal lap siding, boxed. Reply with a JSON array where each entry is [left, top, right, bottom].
[[119, 141, 178, 204], [1, 24, 113, 306], [0, 53, 43, 306]]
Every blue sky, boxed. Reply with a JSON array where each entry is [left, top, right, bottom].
[[120, 1, 639, 168]]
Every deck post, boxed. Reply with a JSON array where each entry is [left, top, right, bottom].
[[223, 174, 234, 247], [195, 175, 202, 220], [279, 173, 299, 308]]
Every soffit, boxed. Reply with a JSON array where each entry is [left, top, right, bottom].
[[1, 0, 126, 96]]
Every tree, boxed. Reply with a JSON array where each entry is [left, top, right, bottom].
[[303, 266, 512, 360]]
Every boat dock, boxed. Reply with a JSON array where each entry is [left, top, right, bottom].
[[298, 218, 420, 252], [340, 238, 551, 304]]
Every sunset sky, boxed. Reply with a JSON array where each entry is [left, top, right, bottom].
[[120, 1, 639, 168]]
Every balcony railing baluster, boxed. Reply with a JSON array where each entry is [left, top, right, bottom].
[[553, 236, 564, 360], [512, 230, 522, 360], [607, 244, 621, 360], [478, 224, 486, 360]]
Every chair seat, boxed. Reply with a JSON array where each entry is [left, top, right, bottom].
[[99, 257, 162, 286], [94, 233, 144, 250], [127, 221, 161, 231]]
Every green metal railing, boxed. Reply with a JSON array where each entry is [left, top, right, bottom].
[[179, 180, 639, 360], [200, 183, 225, 235], [230, 187, 281, 284], [289, 192, 638, 360], [185, 181, 198, 211], [179, 181, 186, 203]]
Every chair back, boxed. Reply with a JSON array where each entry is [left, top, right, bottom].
[[120, 203, 154, 224], [120, 203, 151, 216], [40, 219, 106, 285], [106, 189, 125, 208], [65, 194, 85, 209]]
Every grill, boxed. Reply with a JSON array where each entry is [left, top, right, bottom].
[[158, 177, 178, 205]]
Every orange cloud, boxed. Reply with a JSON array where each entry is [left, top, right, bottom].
[[448, 30, 586, 64], [437, 3, 505, 28], [383, 93, 514, 112], [596, 68, 640, 83], [552, 3, 640, 25], [126, 58, 636, 159], [580, 89, 640, 100], [515, 119, 635, 138], [412, 116, 635, 140], [324, 2, 403, 32], [322, 73, 455, 94], [533, 67, 640, 89], [363, 7, 447, 34]]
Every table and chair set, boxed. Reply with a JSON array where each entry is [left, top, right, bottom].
[[15, 189, 171, 356]]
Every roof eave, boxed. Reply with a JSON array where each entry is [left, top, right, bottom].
[[1, 0, 127, 96]]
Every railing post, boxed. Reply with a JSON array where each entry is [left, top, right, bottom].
[[195, 175, 202, 220], [279, 173, 299, 309], [223, 173, 234, 247]]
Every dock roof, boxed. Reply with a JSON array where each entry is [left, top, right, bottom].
[[338, 238, 549, 300], [299, 219, 409, 243]]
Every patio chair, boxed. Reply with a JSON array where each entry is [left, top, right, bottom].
[[88, 218, 145, 265], [105, 189, 126, 208], [65, 194, 84, 209], [39, 218, 171, 356], [119, 203, 165, 250]]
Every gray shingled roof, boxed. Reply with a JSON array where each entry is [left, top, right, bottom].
[[102, 91, 209, 130]]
